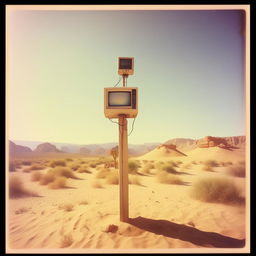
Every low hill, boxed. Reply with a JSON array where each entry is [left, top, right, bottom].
[[9, 141, 32, 155], [34, 142, 62, 153]]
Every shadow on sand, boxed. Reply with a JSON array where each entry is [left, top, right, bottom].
[[128, 216, 245, 248]]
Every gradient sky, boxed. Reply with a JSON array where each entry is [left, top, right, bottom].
[[7, 7, 246, 144]]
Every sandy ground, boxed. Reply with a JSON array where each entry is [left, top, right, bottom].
[[6, 148, 248, 253]]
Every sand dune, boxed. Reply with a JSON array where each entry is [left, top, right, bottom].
[[6, 150, 248, 253]]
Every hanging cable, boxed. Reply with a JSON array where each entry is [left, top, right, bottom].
[[114, 76, 122, 87], [128, 118, 136, 136]]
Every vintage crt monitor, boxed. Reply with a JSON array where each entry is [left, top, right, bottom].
[[104, 87, 138, 118], [118, 57, 134, 76]]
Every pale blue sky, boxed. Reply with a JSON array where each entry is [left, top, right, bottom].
[[7, 9, 246, 144]]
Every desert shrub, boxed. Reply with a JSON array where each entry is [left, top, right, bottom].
[[201, 164, 214, 172], [190, 177, 243, 204], [9, 176, 37, 198], [156, 171, 184, 185], [204, 160, 219, 167], [9, 162, 16, 172], [39, 173, 55, 185], [48, 177, 67, 189], [15, 207, 29, 214], [96, 168, 110, 179], [48, 167, 77, 179], [161, 163, 177, 174], [29, 164, 45, 171], [191, 161, 198, 165], [167, 161, 178, 167], [155, 161, 165, 171], [91, 180, 104, 188], [89, 163, 97, 168], [141, 163, 154, 174], [180, 163, 191, 170], [22, 160, 32, 166], [105, 170, 119, 184], [65, 158, 73, 161], [79, 200, 88, 205], [69, 163, 80, 171], [60, 234, 73, 248], [31, 172, 42, 181], [22, 167, 32, 173], [59, 203, 74, 212], [128, 160, 140, 174], [226, 164, 245, 177], [77, 166, 91, 173], [49, 159, 66, 168], [129, 175, 142, 185]]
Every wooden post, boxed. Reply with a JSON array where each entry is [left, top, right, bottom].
[[118, 114, 129, 222]]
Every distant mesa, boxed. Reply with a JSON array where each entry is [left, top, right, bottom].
[[164, 138, 197, 152], [34, 142, 62, 153], [9, 141, 32, 155], [196, 136, 245, 149], [61, 146, 70, 153], [79, 147, 91, 155]]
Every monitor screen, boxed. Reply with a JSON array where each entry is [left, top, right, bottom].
[[108, 91, 131, 106], [119, 59, 132, 69]]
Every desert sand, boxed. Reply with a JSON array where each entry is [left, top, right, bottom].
[[7, 146, 248, 253]]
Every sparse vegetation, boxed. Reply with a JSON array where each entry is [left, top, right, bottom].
[[48, 177, 67, 189], [129, 175, 142, 185], [79, 200, 88, 205], [204, 160, 219, 167], [31, 172, 42, 181], [141, 163, 154, 174], [92, 180, 104, 188], [201, 164, 214, 172], [59, 203, 74, 212], [9, 176, 38, 198], [69, 163, 80, 171], [77, 166, 91, 173], [190, 177, 244, 204], [226, 163, 245, 177], [60, 234, 73, 248], [128, 160, 140, 174], [48, 166, 77, 179], [22, 160, 32, 166], [96, 168, 110, 179], [156, 171, 184, 185], [39, 173, 55, 185], [49, 159, 66, 168], [105, 170, 119, 184]]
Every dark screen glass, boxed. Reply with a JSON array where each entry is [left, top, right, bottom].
[[119, 59, 132, 69], [108, 92, 131, 106]]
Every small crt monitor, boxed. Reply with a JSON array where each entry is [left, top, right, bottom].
[[104, 87, 138, 118], [118, 57, 134, 75]]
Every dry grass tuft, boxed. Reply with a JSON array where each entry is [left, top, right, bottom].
[[141, 163, 155, 174], [91, 180, 104, 188], [39, 173, 55, 185], [31, 172, 42, 181], [204, 160, 219, 167], [105, 170, 119, 184], [60, 234, 73, 248], [79, 200, 88, 205], [156, 171, 184, 185], [49, 159, 66, 168], [95, 168, 110, 179], [59, 203, 74, 212], [48, 166, 77, 179], [77, 166, 91, 173], [29, 164, 45, 170], [226, 163, 245, 177], [22, 160, 32, 166], [201, 164, 214, 172], [9, 176, 38, 198], [48, 177, 67, 189], [129, 175, 142, 185], [190, 177, 244, 204], [128, 160, 140, 174]]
